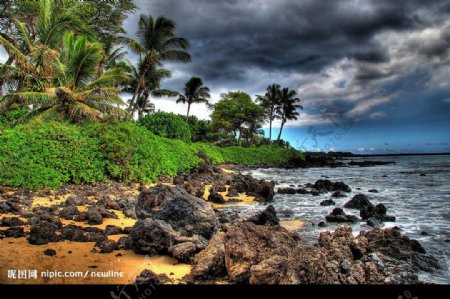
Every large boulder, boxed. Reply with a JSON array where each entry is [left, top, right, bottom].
[[129, 218, 178, 254], [136, 185, 219, 239], [361, 203, 396, 227], [344, 194, 374, 210], [229, 174, 275, 202], [313, 180, 352, 193], [28, 222, 59, 245]]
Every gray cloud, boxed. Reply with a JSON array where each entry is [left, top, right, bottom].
[[123, 0, 450, 127]]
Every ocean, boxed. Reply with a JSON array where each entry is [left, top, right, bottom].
[[240, 155, 450, 284]]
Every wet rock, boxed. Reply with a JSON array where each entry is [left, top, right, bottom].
[[344, 194, 374, 210], [361, 203, 396, 226], [277, 188, 297, 195], [318, 221, 328, 227], [223, 222, 298, 283], [276, 208, 294, 218], [320, 199, 335, 206], [104, 225, 123, 236], [208, 192, 225, 204], [368, 189, 379, 193], [28, 222, 59, 245], [59, 205, 80, 220], [313, 180, 351, 193], [0, 217, 26, 227], [95, 239, 119, 254], [331, 191, 347, 198], [4, 227, 25, 238], [246, 205, 279, 226], [230, 174, 275, 202], [325, 208, 359, 223], [135, 269, 172, 285], [190, 232, 226, 280], [44, 249, 57, 257], [296, 188, 310, 194], [310, 190, 320, 196], [348, 161, 395, 167], [136, 185, 219, 239], [85, 207, 103, 225]]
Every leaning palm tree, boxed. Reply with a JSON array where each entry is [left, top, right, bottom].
[[122, 61, 175, 119], [276, 88, 303, 142], [121, 15, 191, 115], [176, 77, 211, 122], [1, 32, 130, 122], [256, 83, 281, 141]]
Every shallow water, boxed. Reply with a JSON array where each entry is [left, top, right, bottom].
[[241, 155, 450, 284]]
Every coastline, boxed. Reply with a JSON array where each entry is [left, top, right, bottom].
[[0, 156, 443, 285]]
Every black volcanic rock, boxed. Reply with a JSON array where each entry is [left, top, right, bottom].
[[344, 194, 374, 210]]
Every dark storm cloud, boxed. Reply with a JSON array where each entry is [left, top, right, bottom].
[[126, 0, 447, 86], [123, 0, 450, 144]]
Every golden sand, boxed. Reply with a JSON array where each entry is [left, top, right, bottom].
[[0, 238, 191, 285], [203, 185, 256, 208]]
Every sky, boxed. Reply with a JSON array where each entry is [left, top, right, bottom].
[[2, 0, 449, 154]]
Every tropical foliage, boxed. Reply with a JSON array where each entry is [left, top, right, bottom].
[[176, 77, 210, 121]]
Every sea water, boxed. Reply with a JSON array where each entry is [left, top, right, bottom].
[[239, 155, 450, 284]]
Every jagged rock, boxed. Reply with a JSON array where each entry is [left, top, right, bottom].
[[325, 208, 359, 223], [0, 217, 26, 227], [368, 189, 379, 193], [320, 199, 335, 206], [344, 194, 374, 210], [190, 232, 226, 280], [183, 180, 205, 198], [361, 203, 396, 226], [95, 239, 119, 254], [318, 221, 328, 227], [43, 249, 57, 257], [135, 269, 172, 285], [104, 225, 123, 236], [130, 218, 177, 254], [208, 192, 225, 204], [62, 195, 87, 207], [169, 242, 197, 263], [246, 205, 279, 226], [226, 189, 239, 197], [249, 255, 293, 284], [59, 205, 80, 220], [230, 174, 275, 202], [96, 195, 121, 210], [136, 185, 219, 239], [118, 236, 133, 250], [4, 227, 25, 238], [28, 222, 59, 245], [85, 207, 103, 225], [223, 222, 298, 283]]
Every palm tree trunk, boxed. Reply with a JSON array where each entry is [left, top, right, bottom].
[[269, 108, 273, 141], [186, 103, 191, 122], [138, 90, 150, 120], [128, 77, 142, 116], [277, 119, 286, 143]]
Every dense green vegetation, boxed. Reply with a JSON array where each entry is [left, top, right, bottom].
[[138, 112, 192, 143], [0, 121, 302, 189], [0, 0, 305, 189]]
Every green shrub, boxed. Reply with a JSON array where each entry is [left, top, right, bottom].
[[139, 112, 192, 143], [0, 121, 106, 189]]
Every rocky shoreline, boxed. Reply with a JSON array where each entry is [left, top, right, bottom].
[[0, 153, 441, 285]]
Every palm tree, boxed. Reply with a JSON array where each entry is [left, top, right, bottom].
[[1, 32, 130, 122], [122, 61, 175, 119], [0, 0, 91, 93], [176, 77, 211, 122], [256, 83, 281, 141], [276, 88, 303, 143], [122, 15, 191, 115]]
